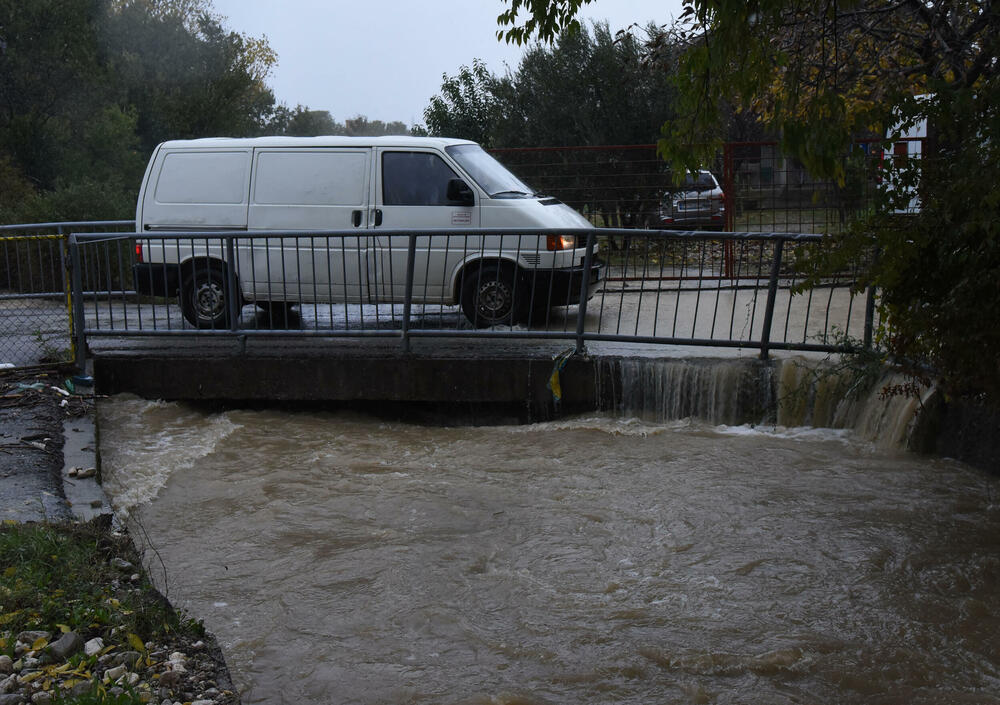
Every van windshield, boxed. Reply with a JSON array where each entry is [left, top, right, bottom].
[[446, 144, 536, 198]]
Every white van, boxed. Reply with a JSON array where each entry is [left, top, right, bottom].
[[132, 136, 601, 328]]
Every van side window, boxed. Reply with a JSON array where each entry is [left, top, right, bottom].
[[382, 152, 461, 206], [155, 151, 249, 204]]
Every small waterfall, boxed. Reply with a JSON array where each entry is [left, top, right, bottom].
[[599, 355, 930, 448], [599, 357, 777, 427]]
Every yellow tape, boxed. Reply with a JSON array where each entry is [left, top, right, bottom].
[[0, 234, 65, 242]]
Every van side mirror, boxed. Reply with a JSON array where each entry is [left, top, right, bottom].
[[447, 178, 475, 206]]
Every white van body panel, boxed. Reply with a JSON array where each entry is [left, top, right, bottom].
[[140, 148, 251, 230], [481, 198, 593, 229], [246, 148, 373, 302]]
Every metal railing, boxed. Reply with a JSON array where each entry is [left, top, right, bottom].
[[0, 221, 133, 368], [68, 228, 878, 366]]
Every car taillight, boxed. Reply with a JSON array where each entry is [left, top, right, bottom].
[[546, 234, 577, 251], [135, 243, 143, 263]]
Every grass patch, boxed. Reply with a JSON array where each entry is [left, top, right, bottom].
[[0, 520, 193, 643], [0, 520, 210, 704]]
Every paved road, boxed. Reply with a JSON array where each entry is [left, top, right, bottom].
[[0, 382, 73, 523]]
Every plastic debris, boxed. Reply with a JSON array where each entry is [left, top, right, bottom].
[[15, 382, 45, 391], [546, 348, 575, 404]]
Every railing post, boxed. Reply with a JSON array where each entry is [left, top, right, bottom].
[[69, 234, 87, 371], [759, 237, 785, 360], [722, 144, 736, 279], [225, 236, 240, 333], [863, 246, 880, 350], [59, 225, 75, 366], [401, 233, 417, 352], [574, 230, 596, 355], [723, 142, 735, 233]]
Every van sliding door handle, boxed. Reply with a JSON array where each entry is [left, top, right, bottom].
[[374, 209, 383, 227], [352, 210, 362, 227]]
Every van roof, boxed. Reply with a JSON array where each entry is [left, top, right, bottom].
[[156, 136, 479, 150]]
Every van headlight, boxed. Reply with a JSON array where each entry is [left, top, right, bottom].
[[546, 234, 577, 251]]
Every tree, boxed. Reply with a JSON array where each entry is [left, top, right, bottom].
[[424, 59, 511, 147], [0, 0, 279, 222], [497, 0, 1000, 404], [425, 23, 677, 226]]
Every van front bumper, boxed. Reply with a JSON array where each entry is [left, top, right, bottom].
[[133, 263, 180, 298]]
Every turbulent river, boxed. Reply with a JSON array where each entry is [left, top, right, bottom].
[[97, 397, 1000, 705]]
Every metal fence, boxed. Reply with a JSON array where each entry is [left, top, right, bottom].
[[0, 221, 133, 368], [3, 138, 903, 368], [491, 139, 905, 234], [67, 228, 877, 365]]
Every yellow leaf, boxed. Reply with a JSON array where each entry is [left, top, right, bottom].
[[108, 598, 120, 608], [127, 633, 146, 653], [3, 566, 14, 578], [0, 610, 21, 625], [22, 670, 45, 683], [31, 637, 48, 651], [57, 624, 71, 634]]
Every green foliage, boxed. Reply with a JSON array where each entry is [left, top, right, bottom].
[[0, 0, 278, 224], [497, 0, 595, 45], [51, 682, 147, 705], [499, 0, 1000, 405], [424, 60, 509, 147], [263, 106, 414, 138], [425, 22, 677, 227], [0, 522, 185, 642], [426, 22, 674, 147]]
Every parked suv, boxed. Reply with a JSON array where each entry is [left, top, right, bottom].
[[658, 170, 725, 229]]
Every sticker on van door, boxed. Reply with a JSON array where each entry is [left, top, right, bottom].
[[451, 211, 472, 225]]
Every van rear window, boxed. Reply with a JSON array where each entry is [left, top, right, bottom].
[[154, 151, 249, 204]]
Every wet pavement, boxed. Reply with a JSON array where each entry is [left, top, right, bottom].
[[0, 371, 107, 523]]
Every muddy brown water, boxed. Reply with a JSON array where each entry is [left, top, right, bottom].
[[98, 397, 1000, 705]]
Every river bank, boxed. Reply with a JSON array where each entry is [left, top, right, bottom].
[[0, 369, 240, 705]]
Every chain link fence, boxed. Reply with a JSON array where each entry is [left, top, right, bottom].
[[0, 221, 133, 369]]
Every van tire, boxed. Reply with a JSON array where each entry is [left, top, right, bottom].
[[180, 263, 232, 329], [461, 262, 522, 328]]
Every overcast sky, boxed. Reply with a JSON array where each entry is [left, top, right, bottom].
[[210, 0, 685, 127]]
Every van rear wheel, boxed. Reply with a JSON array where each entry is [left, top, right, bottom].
[[180, 264, 232, 329], [461, 263, 523, 328]]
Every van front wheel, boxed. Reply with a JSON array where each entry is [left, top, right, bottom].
[[180, 264, 232, 329], [461, 263, 523, 328]]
